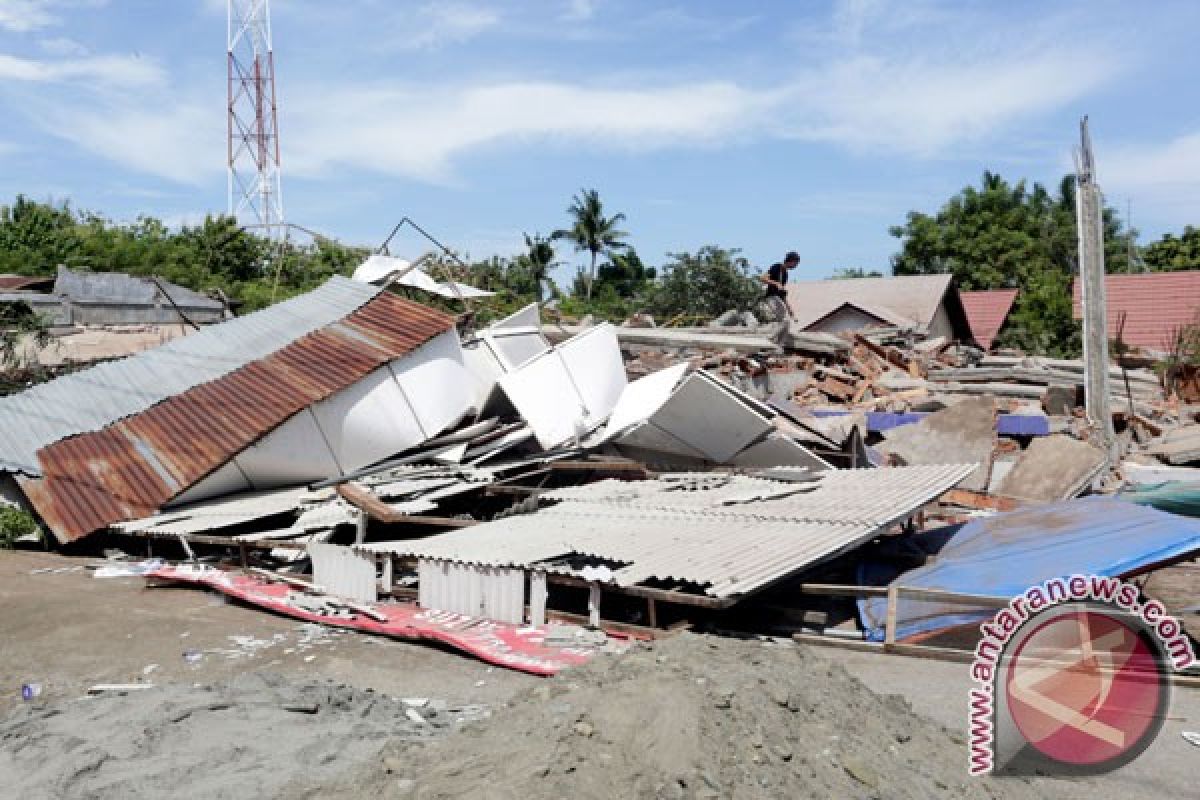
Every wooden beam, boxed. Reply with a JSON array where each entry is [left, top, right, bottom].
[[942, 488, 1018, 512], [336, 483, 477, 527], [545, 573, 733, 609]]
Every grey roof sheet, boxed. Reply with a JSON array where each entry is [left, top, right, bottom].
[[53, 266, 224, 310], [0, 276, 379, 474], [364, 464, 974, 599]]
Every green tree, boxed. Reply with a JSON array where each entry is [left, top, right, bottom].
[[593, 248, 655, 298], [889, 171, 1133, 356], [512, 232, 558, 301], [553, 188, 629, 301], [1142, 225, 1200, 271], [647, 246, 760, 321]]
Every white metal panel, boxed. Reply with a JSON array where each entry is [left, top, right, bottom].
[[639, 372, 771, 463], [417, 559, 524, 623], [310, 366, 426, 471], [603, 363, 688, 440], [236, 410, 343, 489], [167, 458, 251, 506], [498, 349, 589, 449], [498, 324, 625, 449], [389, 329, 474, 439], [730, 434, 832, 471], [559, 324, 627, 427], [310, 542, 377, 602]]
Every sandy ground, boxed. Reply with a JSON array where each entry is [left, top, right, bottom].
[[2, 550, 1197, 798]]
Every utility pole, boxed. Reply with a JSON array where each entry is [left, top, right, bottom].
[[227, 0, 284, 244], [1074, 116, 1116, 456]]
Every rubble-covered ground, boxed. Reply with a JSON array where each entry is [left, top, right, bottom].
[[3, 551, 1198, 800]]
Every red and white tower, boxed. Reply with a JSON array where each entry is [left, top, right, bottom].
[[227, 0, 283, 238]]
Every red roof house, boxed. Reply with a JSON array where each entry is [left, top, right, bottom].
[[960, 289, 1018, 350], [1072, 271, 1200, 353]]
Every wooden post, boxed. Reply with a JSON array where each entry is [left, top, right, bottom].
[[1075, 116, 1116, 458], [380, 555, 393, 593], [884, 584, 899, 652], [587, 583, 601, 628], [354, 509, 367, 545], [239, 542, 248, 569], [529, 571, 548, 626], [646, 597, 658, 628]]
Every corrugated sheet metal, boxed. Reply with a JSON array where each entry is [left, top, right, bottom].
[[22, 290, 455, 542], [0, 276, 380, 474], [1071, 271, 1200, 352], [418, 560, 526, 623], [0, 274, 53, 291], [960, 289, 1017, 350], [112, 486, 334, 535], [365, 465, 972, 600], [310, 542, 378, 602], [542, 464, 975, 527], [859, 497, 1200, 642]]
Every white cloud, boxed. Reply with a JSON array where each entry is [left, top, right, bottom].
[[1100, 132, 1200, 228], [0, 52, 163, 87], [26, 100, 220, 184], [0, 0, 57, 31], [0, 0, 104, 33], [562, 0, 596, 22], [777, 49, 1117, 157], [282, 79, 772, 183], [398, 3, 500, 51], [38, 35, 87, 56]]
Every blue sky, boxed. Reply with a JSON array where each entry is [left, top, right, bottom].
[[1, 0, 1199, 284]]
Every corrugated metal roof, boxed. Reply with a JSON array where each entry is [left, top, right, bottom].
[[1071, 271, 1200, 352], [0, 276, 379, 474], [364, 464, 973, 600], [960, 289, 1018, 350], [543, 464, 975, 527], [0, 274, 53, 291], [112, 486, 337, 535], [54, 266, 224, 310], [22, 290, 455, 542], [786, 274, 956, 334]]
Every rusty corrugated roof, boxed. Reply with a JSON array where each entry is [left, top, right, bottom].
[[960, 289, 1018, 350], [22, 291, 455, 543], [1071, 271, 1200, 352]]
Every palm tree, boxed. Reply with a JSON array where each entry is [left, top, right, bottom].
[[521, 232, 557, 301], [552, 188, 629, 301]]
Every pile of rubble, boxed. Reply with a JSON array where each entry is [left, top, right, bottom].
[[0, 269, 1197, 674]]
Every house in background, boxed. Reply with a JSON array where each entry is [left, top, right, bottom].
[[785, 273, 975, 343], [1072, 270, 1200, 355], [0, 266, 233, 368], [960, 289, 1019, 351]]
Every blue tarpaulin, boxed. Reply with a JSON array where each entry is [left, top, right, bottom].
[[859, 497, 1200, 642], [808, 410, 1049, 437]]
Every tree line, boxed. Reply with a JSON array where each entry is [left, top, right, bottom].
[[1, 175, 1198, 355]]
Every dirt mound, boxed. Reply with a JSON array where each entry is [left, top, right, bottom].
[[0, 672, 484, 800], [307, 633, 1044, 799]]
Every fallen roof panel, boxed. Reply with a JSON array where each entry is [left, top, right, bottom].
[[0, 276, 380, 475], [364, 464, 972, 600], [22, 290, 456, 542]]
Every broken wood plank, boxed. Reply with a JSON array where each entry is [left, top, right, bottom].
[[336, 483, 477, 527], [942, 488, 1018, 512]]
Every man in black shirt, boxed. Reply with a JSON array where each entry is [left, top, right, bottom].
[[760, 250, 798, 322]]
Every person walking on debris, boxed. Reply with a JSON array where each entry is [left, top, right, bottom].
[[761, 251, 798, 323]]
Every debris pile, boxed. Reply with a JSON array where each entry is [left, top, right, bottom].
[[309, 634, 1048, 800]]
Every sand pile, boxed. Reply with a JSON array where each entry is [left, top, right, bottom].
[[0, 672, 485, 800], [307, 633, 1045, 800]]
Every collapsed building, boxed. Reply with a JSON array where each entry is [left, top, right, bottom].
[[1, 263, 1198, 675]]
